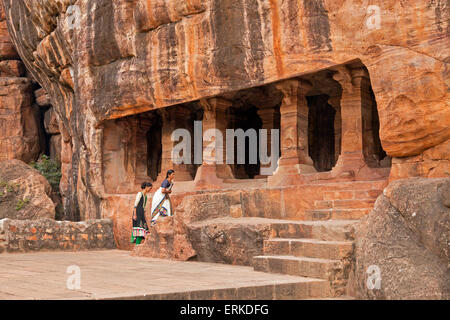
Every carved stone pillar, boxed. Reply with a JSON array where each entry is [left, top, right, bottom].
[[328, 96, 342, 164], [268, 79, 315, 186], [135, 115, 153, 184], [157, 106, 194, 182], [332, 66, 369, 174], [194, 97, 233, 188], [173, 106, 195, 181], [228, 108, 247, 179], [256, 105, 279, 175]]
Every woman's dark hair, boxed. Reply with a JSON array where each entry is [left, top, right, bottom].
[[166, 169, 175, 179], [141, 182, 152, 189]]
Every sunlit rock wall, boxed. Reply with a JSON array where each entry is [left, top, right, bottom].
[[2, 0, 448, 219]]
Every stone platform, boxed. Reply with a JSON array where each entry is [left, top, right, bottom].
[[0, 249, 334, 300]]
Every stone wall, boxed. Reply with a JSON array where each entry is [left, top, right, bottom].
[[0, 218, 115, 253]]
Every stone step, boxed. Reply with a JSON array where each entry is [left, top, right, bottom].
[[305, 180, 388, 191], [314, 199, 376, 210], [264, 238, 353, 260], [253, 255, 342, 280], [333, 199, 377, 209], [102, 277, 333, 300], [323, 189, 383, 201], [302, 296, 355, 300], [270, 220, 357, 241], [303, 208, 371, 220]]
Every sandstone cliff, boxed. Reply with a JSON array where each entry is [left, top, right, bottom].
[[2, 0, 448, 220]]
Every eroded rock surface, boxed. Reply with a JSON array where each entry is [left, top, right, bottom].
[[0, 77, 42, 163], [0, 159, 55, 220], [0, 2, 45, 164], [350, 178, 450, 299], [132, 191, 276, 266]]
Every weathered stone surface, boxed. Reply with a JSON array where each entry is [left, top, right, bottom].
[[187, 218, 271, 266], [0, 77, 41, 163], [34, 87, 51, 107], [0, 60, 25, 77], [390, 139, 450, 180], [1, 0, 448, 220], [44, 107, 60, 135], [0, 2, 47, 166], [0, 159, 55, 220], [49, 134, 62, 162], [0, 17, 18, 59], [349, 178, 450, 299], [0, 218, 115, 253], [132, 191, 273, 266]]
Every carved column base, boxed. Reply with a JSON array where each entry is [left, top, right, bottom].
[[268, 156, 316, 187], [173, 164, 194, 181], [331, 152, 387, 180], [193, 164, 226, 189], [216, 164, 234, 179]]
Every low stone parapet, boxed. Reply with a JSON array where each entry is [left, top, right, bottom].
[[0, 218, 115, 253]]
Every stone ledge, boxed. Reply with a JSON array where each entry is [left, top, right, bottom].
[[0, 218, 116, 253]]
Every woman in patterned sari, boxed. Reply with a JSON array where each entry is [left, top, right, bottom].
[[130, 182, 153, 245], [150, 170, 175, 226]]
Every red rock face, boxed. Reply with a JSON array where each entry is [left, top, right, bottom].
[[0, 3, 42, 163], [0, 78, 41, 163], [1, 0, 448, 220], [0, 2, 17, 61], [0, 159, 55, 220]]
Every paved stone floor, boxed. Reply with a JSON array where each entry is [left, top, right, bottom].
[[0, 249, 327, 300]]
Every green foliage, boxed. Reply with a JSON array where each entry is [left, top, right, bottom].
[[16, 197, 30, 211], [31, 155, 62, 193], [0, 180, 17, 195]]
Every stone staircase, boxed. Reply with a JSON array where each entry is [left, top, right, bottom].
[[252, 180, 386, 298]]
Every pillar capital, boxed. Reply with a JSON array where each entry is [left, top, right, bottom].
[[332, 66, 352, 93], [328, 96, 341, 110], [275, 79, 312, 101], [256, 106, 277, 118], [157, 107, 172, 122], [199, 97, 232, 113], [333, 66, 369, 93], [350, 67, 370, 89], [174, 105, 192, 117]]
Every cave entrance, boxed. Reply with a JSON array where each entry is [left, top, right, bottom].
[[229, 106, 263, 179], [307, 95, 336, 172], [221, 85, 281, 180], [363, 87, 389, 168], [146, 113, 162, 181], [102, 110, 163, 194]]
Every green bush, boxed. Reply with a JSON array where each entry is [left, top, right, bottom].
[[31, 155, 62, 193], [16, 197, 30, 211]]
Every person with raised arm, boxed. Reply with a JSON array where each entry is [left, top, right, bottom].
[[150, 170, 175, 226]]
